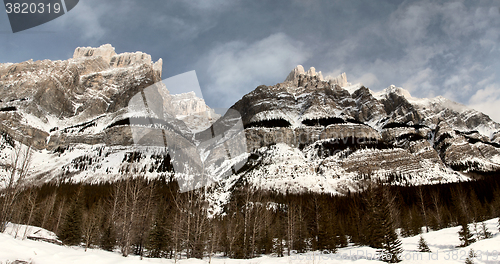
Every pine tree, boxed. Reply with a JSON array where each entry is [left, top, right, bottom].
[[364, 187, 384, 248], [58, 195, 83, 246], [335, 223, 349, 249], [147, 208, 170, 258], [465, 249, 475, 264], [417, 235, 431, 252], [458, 221, 475, 247], [469, 191, 486, 223], [479, 222, 492, 240], [379, 206, 404, 263], [378, 187, 403, 263], [316, 197, 337, 253]]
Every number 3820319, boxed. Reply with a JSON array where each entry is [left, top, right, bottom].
[[5, 2, 62, 14]]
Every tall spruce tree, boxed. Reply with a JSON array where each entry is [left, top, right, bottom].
[[379, 196, 403, 263], [335, 221, 349, 249], [58, 191, 83, 246], [364, 187, 384, 248], [147, 205, 170, 258], [364, 185, 403, 263], [316, 198, 337, 253]]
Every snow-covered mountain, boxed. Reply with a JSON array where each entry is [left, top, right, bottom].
[[0, 44, 221, 187], [224, 65, 500, 196], [1, 48, 500, 197]]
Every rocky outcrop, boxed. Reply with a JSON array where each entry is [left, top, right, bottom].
[[433, 122, 500, 172], [340, 148, 423, 175], [493, 131, 500, 143], [326, 72, 349, 87], [284, 65, 305, 82], [170, 92, 218, 118], [0, 112, 48, 150], [169, 92, 220, 132], [285, 65, 324, 82], [244, 124, 381, 152], [73, 44, 117, 64]]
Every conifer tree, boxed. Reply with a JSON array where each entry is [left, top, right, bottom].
[[364, 187, 384, 248], [417, 235, 431, 252], [316, 197, 337, 253], [458, 221, 475, 247], [147, 206, 170, 258], [58, 192, 83, 246], [409, 207, 424, 236], [335, 222, 349, 249], [365, 185, 403, 263], [469, 191, 485, 223], [479, 222, 492, 240], [380, 187, 403, 263], [465, 249, 475, 264], [379, 199, 403, 263]]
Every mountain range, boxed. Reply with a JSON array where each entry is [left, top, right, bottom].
[[1, 45, 499, 209]]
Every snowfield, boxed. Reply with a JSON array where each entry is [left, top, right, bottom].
[[1, 218, 499, 264]]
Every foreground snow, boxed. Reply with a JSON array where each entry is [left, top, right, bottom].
[[1, 219, 499, 264]]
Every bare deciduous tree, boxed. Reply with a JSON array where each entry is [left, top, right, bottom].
[[0, 142, 32, 232]]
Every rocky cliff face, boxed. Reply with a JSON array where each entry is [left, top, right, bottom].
[[1, 53, 500, 197], [228, 66, 500, 194], [170, 92, 220, 132], [1, 44, 162, 121], [0, 45, 221, 187]]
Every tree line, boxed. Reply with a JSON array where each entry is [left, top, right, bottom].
[[1, 174, 500, 263]]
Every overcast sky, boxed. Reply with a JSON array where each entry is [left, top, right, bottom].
[[1, 0, 499, 121]]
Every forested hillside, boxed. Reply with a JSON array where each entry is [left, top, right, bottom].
[[2, 176, 500, 261]]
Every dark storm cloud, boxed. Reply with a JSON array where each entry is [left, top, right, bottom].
[[0, 0, 499, 121]]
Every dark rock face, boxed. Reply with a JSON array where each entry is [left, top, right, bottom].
[[229, 67, 500, 182], [0, 112, 48, 149], [243, 124, 381, 153]]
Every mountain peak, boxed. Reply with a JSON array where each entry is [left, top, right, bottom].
[[381, 85, 413, 99], [285, 65, 324, 82], [285, 65, 352, 87], [325, 72, 349, 87], [73, 44, 162, 73], [73, 44, 117, 64]]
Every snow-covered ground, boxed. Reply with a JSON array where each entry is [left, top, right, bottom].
[[1, 219, 499, 264]]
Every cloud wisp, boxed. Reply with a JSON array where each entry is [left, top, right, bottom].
[[198, 33, 310, 108]]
